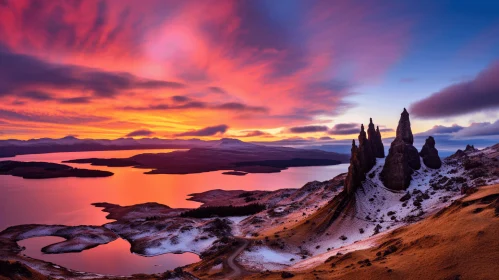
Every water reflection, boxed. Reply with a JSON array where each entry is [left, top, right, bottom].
[[1, 149, 348, 274], [1, 149, 348, 230], [18, 236, 200, 275]]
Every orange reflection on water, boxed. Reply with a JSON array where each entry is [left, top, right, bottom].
[[18, 236, 200, 275]]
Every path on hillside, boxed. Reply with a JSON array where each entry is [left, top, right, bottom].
[[226, 238, 249, 278]]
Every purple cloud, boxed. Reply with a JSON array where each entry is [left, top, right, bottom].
[[289, 125, 329, 133], [126, 129, 154, 137], [214, 102, 268, 113], [171, 95, 191, 103], [0, 47, 185, 98], [176, 125, 228, 137], [417, 124, 465, 136], [207, 86, 227, 94], [18, 90, 54, 101], [124, 100, 267, 113], [328, 123, 360, 135], [410, 61, 499, 118], [235, 130, 272, 137], [454, 120, 499, 137], [0, 108, 108, 124]]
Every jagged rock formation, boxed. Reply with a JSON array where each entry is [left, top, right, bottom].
[[344, 120, 384, 195], [464, 144, 478, 153], [420, 136, 442, 169], [367, 118, 385, 158], [381, 108, 421, 191], [345, 140, 362, 195], [358, 124, 376, 175]]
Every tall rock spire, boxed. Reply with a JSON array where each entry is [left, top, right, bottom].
[[396, 108, 414, 145], [345, 140, 362, 196], [343, 123, 377, 196], [381, 108, 420, 191], [358, 124, 376, 175], [367, 118, 385, 158], [375, 126, 385, 158]]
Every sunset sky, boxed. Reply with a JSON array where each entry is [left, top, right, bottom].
[[1, 0, 499, 141]]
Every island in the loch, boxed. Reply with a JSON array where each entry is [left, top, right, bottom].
[[64, 138, 349, 175], [0, 161, 113, 179]]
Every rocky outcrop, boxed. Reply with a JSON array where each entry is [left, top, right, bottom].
[[464, 144, 478, 153], [381, 109, 421, 191], [367, 118, 385, 158], [344, 122, 380, 195], [358, 124, 376, 175], [345, 140, 362, 196], [420, 136, 442, 169]]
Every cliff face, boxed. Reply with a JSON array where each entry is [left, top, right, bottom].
[[420, 136, 442, 169], [381, 109, 421, 191]]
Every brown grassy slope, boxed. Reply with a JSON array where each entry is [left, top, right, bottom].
[[243, 184, 499, 280]]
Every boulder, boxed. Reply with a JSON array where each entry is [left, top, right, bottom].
[[419, 136, 442, 169]]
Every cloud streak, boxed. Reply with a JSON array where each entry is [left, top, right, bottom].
[[126, 129, 154, 137], [410, 61, 499, 118], [0, 47, 185, 98], [454, 120, 499, 137], [289, 125, 329, 133], [176, 125, 228, 137]]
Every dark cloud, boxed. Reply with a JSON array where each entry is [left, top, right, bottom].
[[18, 90, 54, 101], [214, 102, 268, 113], [320, 136, 334, 140], [379, 128, 394, 133], [410, 61, 499, 118], [123, 100, 268, 113], [208, 86, 227, 94], [176, 124, 228, 137], [0, 108, 108, 124], [236, 130, 272, 137], [15, 90, 91, 104], [417, 124, 464, 136], [454, 120, 499, 138], [328, 123, 360, 135], [126, 129, 154, 137], [171, 95, 191, 103], [0, 48, 185, 98], [58, 96, 92, 104], [124, 101, 207, 111], [289, 125, 329, 133]]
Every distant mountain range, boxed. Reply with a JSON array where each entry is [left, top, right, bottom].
[[2, 135, 497, 159], [0, 136, 226, 158]]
